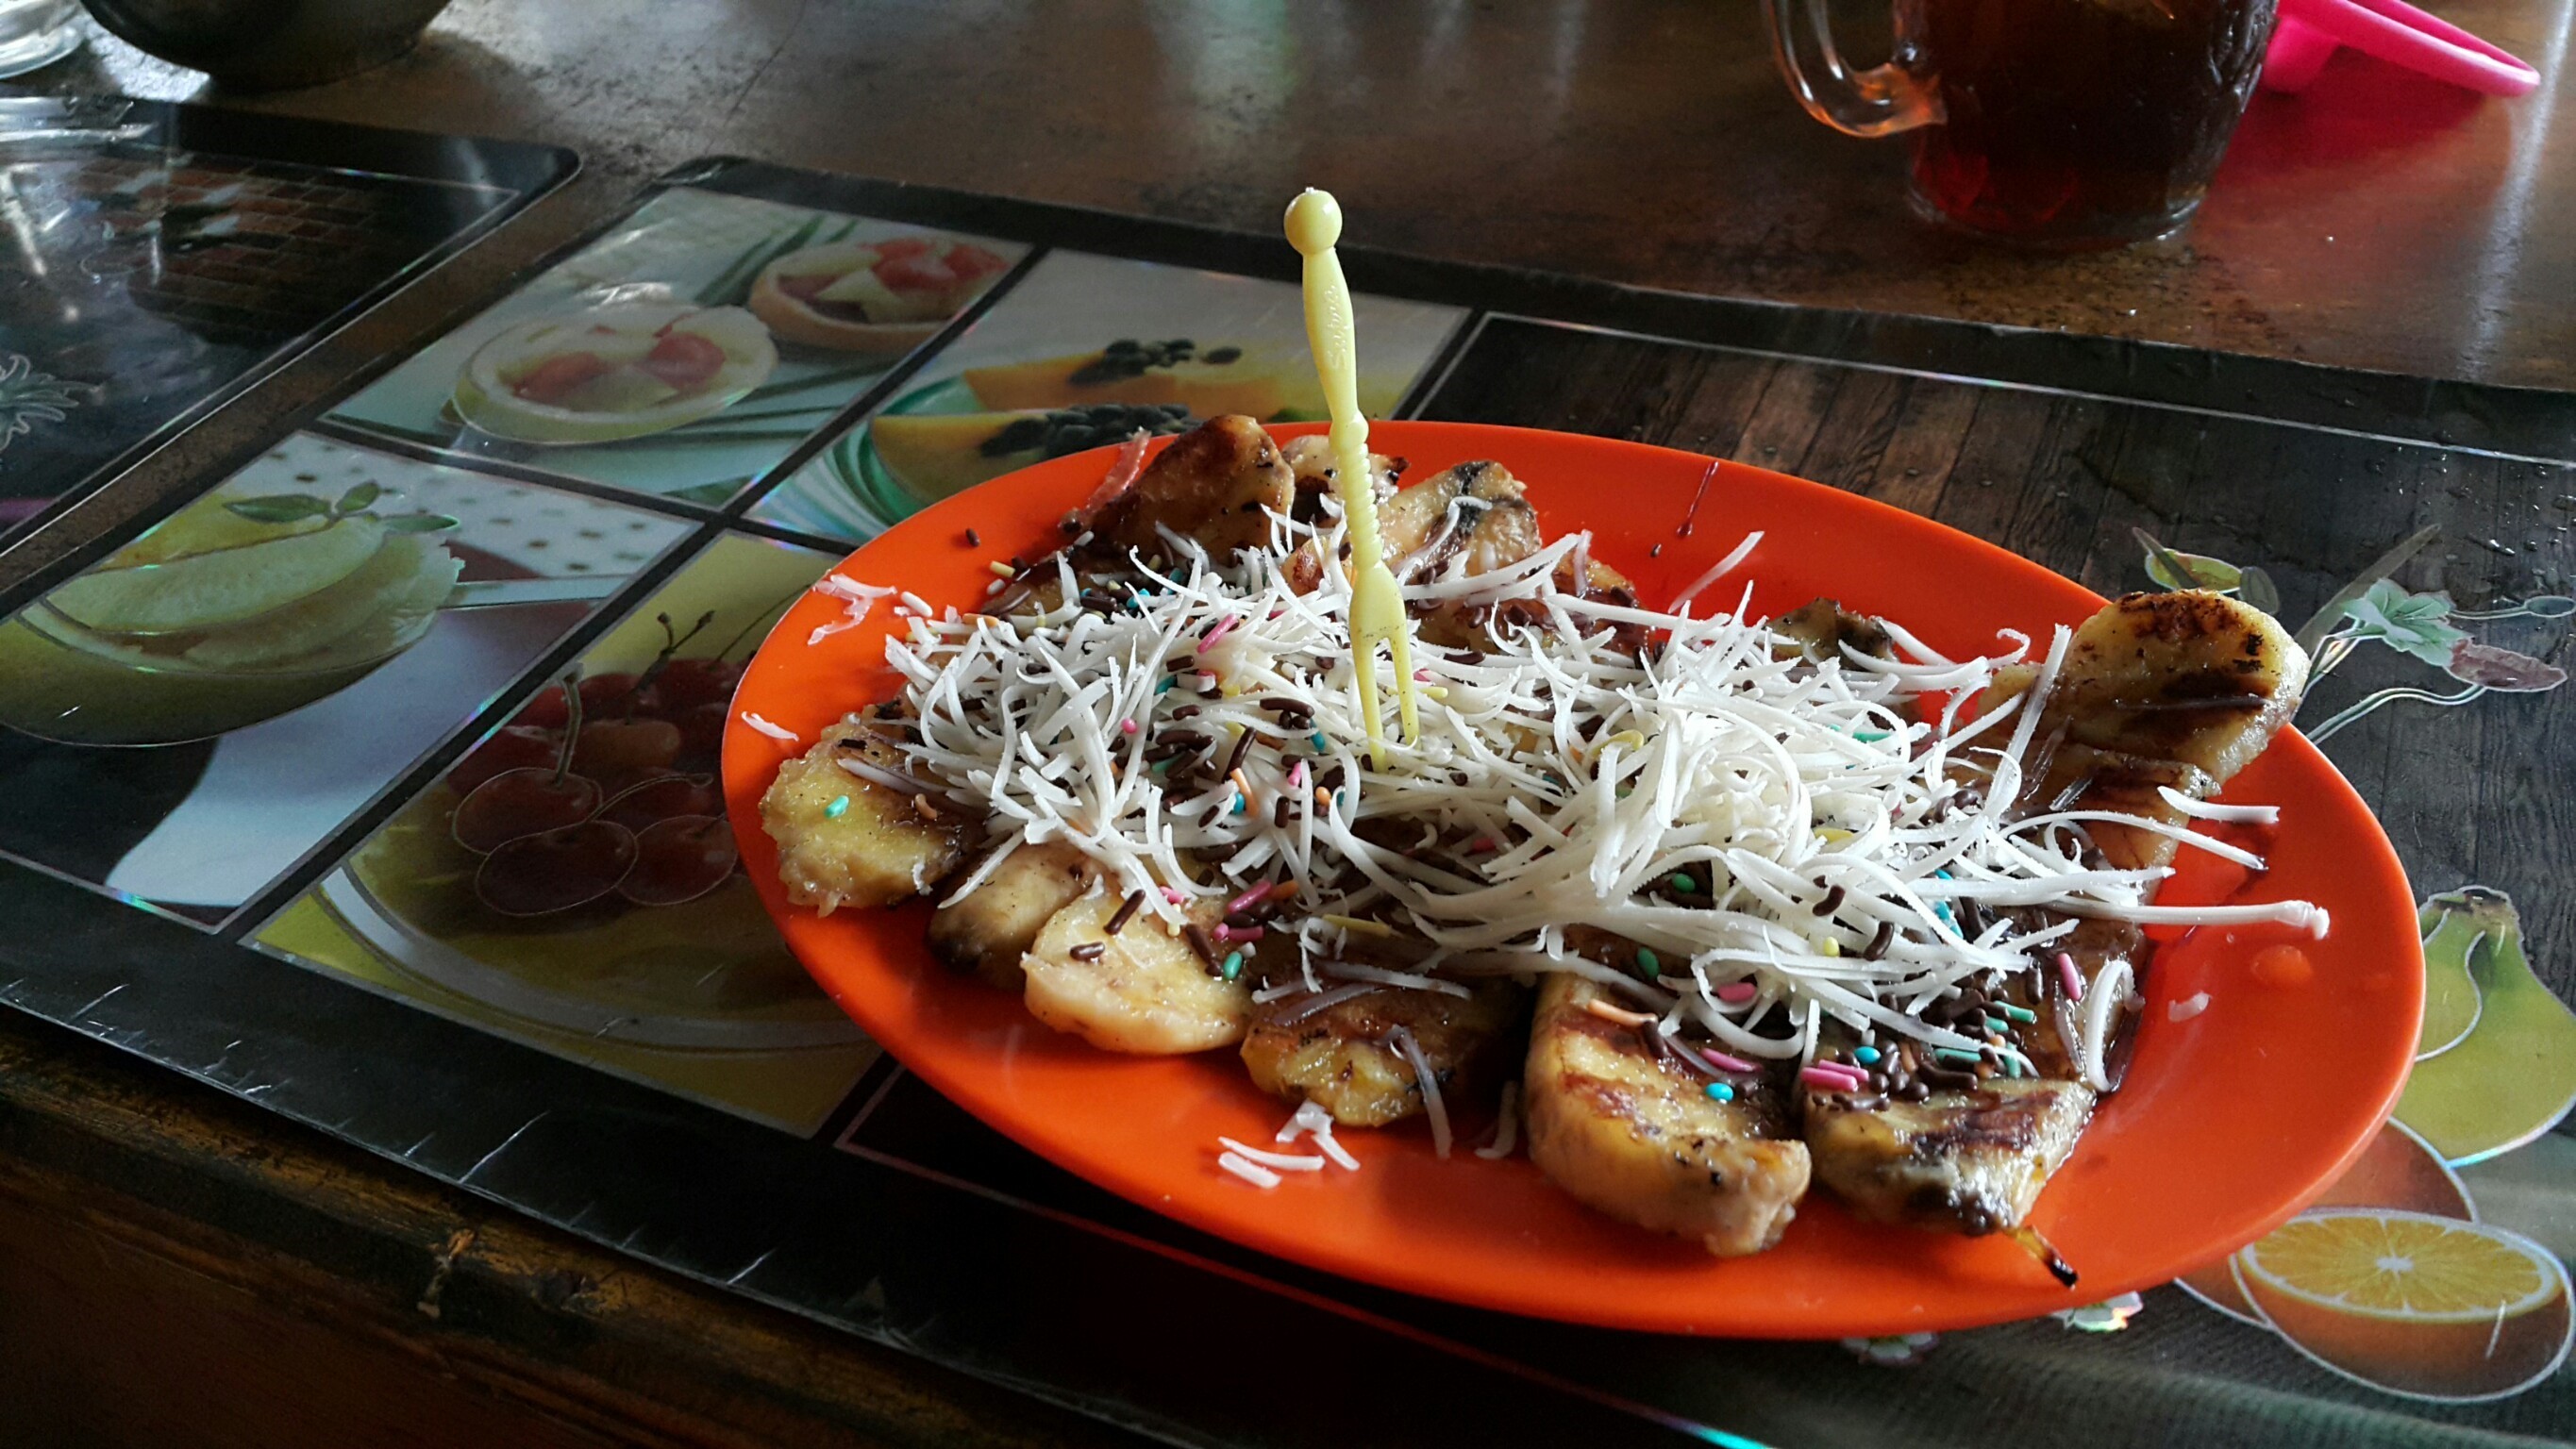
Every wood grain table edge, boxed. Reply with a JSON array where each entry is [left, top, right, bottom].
[[0, 1010, 1142, 1449]]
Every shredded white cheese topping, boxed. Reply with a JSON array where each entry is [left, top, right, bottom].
[[857, 508, 2320, 1064]]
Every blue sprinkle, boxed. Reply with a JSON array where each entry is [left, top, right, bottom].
[[1231, 793, 1247, 815], [1853, 729, 1889, 742], [1221, 950, 1244, 981], [1309, 731, 1329, 753], [825, 794, 849, 819], [1704, 1082, 1735, 1103], [1156, 677, 1176, 694], [1852, 1045, 1882, 1066]]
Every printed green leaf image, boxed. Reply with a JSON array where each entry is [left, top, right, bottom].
[[2342, 578, 2468, 668], [337, 481, 382, 513], [224, 493, 335, 524], [2395, 889, 2576, 1165]]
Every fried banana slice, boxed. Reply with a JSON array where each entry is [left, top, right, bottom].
[[1805, 591, 2300, 1242], [1381, 459, 1544, 580], [1241, 975, 1527, 1128], [1086, 413, 1292, 558], [927, 840, 1097, 991], [1523, 974, 1811, 1256], [2007, 590, 2311, 785], [761, 724, 965, 915], [2016, 743, 2216, 872], [1021, 889, 1249, 1054], [1771, 597, 1896, 663], [1805, 1077, 2095, 1236]]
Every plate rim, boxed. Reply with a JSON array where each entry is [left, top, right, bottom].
[[724, 419, 2424, 1337]]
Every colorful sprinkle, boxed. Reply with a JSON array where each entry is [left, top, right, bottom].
[[1701, 1047, 1758, 1074], [986, 559, 1016, 578], [1163, 888, 1191, 905], [1853, 729, 1890, 742], [1705, 1082, 1736, 1103], [1999, 1003, 2037, 1024], [1319, 914, 1397, 938], [1309, 731, 1330, 753], [1668, 873, 1698, 893], [1715, 981, 1759, 1005], [1220, 951, 1245, 981], [1119, 718, 1139, 735], [1800, 1064, 1867, 1091], [1933, 1048, 1982, 1067], [1634, 946, 1662, 978], [1156, 676, 1176, 694], [824, 794, 849, 819], [1198, 616, 1237, 652], [1288, 760, 1310, 790], [2056, 951, 2084, 1002], [1583, 998, 1657, 1028], [1852, 1045, 1882, 1066]]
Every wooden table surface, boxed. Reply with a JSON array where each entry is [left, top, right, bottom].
[[5, 4, 2573, 1445]]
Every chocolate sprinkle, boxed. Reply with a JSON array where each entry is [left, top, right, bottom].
[[1105, 891, 1144, 935], [1069, 941, 1107, 962]]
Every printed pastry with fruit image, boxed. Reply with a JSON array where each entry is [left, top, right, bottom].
[[453, 302, 778, 445], [747, 236, 1014, 355], [0, 481, 461, 746]]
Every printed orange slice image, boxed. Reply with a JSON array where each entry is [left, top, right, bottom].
[[2231, 1208, 2572, 1401], [2177, 1117, 2472, 1324]]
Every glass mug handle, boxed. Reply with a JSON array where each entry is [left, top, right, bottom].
[[1756, 0, 1943, 138]]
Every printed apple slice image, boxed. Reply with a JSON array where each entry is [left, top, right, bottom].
[[454, 303, 778, 445]]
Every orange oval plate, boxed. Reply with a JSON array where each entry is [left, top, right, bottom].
[[725, 422, 2422, 1338]]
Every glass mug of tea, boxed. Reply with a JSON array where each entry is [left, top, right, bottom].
[[1757, 0, 2278, 247]]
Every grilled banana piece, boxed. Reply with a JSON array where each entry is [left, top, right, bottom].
[[1086, 413, 1293, 558], [1241, 976, 1527, 1128], [1805, 1077, 2095, 1236], [926, 840, 1097, 991], [1381, 460, 1544, 581], [1806, 591, 2300, 1241], [760, 724, 965, 915], [1021, 890, 1249, 1054], [2011, 590, 2310, 786], [1523, 974, 1811, 1256]]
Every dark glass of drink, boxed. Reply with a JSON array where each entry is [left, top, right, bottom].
[[1759, 0, 2278, 248]]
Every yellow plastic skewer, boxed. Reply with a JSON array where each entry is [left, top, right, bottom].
[[1285, 189, 1417, 766]]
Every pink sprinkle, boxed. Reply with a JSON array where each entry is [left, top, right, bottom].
[[1715, 982, 1759, 1006], [1414, 669, 1434, 682], [1288, 760, 1310, 790], [1162, 888, 1190, 905], [1120, 719, 1140, 736], [2056, 951, 2083, 1003], [1469, 837, 1497, 854], [1229, 925, 1266, 943], [1701, 1048, 1758, 1074], [1198, 616, 1237, 653], [1211, 924, 1231, 944], [1227, 884, 1271, 915], [1799, 1064, 1868, 1091]]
